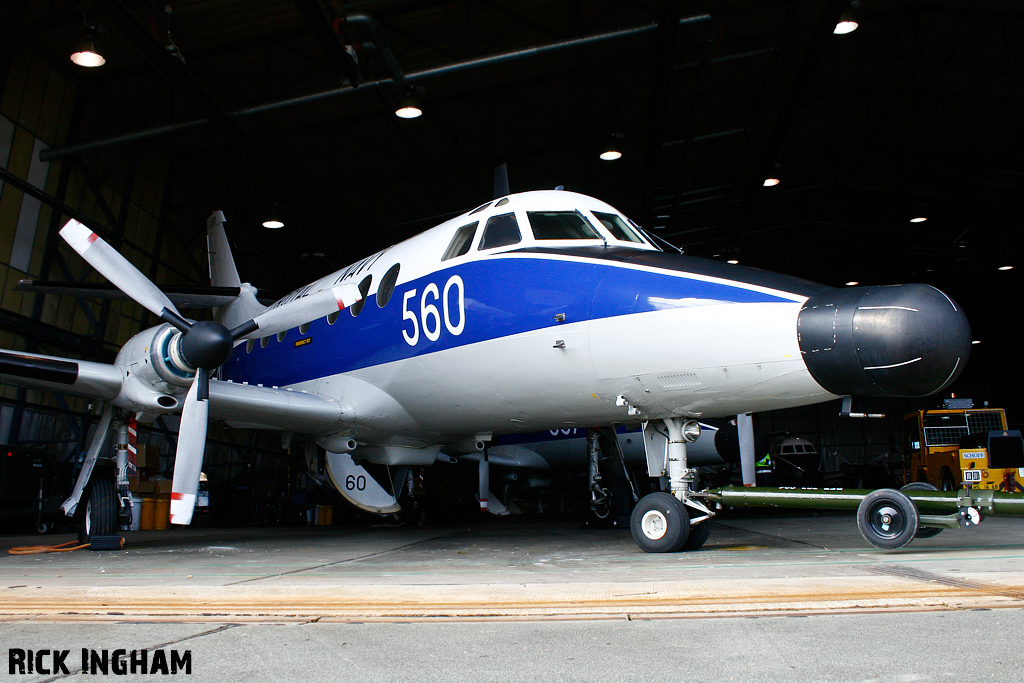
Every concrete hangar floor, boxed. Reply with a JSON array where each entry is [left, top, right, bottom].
[[3, 511, 1024, 682]]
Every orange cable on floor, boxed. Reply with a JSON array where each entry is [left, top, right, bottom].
[[7, 538, 122, 555]]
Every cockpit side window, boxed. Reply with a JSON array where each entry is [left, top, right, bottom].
[[442, 222, 478, 261], [593, 211, 644, 243], [526, 211, 601, 240], [478, 213, 522, 250]]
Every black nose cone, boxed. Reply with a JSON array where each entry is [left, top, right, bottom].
[[797, 284, 971, 397]]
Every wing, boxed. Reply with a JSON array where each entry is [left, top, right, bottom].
[[0, 348, 347, 435], [208, 379, 345, 435], [0, 349, 122, 400]]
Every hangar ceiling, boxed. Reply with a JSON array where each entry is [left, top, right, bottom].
[[4, 0, 1023, 407]]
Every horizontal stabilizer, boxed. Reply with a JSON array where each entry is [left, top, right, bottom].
[[16, 280, 279, 307]]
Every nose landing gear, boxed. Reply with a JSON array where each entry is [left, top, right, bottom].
[[629, 418, 713, 553]]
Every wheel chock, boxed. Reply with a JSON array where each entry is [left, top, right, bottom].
[[88, 535, 125, 551]]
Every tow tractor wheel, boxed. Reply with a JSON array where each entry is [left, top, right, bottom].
[[900, 482, 943, 539], [856, 488, 919, 550], [77, 477, 119, 544], [630, 492, 690, 553]]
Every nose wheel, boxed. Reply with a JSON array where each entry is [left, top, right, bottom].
[[629, 492, 691, 553]]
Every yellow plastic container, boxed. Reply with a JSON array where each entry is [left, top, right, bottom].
[[154, 496, 170, 530], [140, 497, 156, 530], [316, 505, 333, 526]]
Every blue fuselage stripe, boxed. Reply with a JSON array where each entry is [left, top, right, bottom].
[[221, 256, 794, 387]]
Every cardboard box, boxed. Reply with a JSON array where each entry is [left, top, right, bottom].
[[136, 444, 160, 471]]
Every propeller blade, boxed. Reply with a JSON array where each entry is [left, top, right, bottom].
[[60, 219, 187, 329], [169, 370, 210, 526], [232, 283, 361, 340]]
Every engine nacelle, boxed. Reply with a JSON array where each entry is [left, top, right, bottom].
[[114, 324, 196, 413]]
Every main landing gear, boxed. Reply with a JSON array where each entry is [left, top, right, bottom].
[[63, 405, 131, 544], [629, 417, 714, 553], [585, 427, 640, 528]]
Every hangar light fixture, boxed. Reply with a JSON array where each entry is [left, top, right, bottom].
[[834, 11, 859, 35], [599, 147, 622, 161], [262, 205, 285, 229], [70, 9, 105, 67], [600, 133, 623, 161], [70, 36, 105, 67], [998, 264, 1014, 271], [909, 216, 928, 223], [763, 177, 780, 187], [395, 93, 422, 119]]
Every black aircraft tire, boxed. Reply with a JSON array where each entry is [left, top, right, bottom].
[[630, 492, 690, 553], [900, 482, 943, 539], [856, 489, 919, 550], [679, 508, 711, 552], [78, 477, 119, 544]]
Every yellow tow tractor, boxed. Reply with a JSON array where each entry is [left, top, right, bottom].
[[902, 399, 1024, 492]]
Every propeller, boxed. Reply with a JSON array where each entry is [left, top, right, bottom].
[[60, 219, 361, 525]]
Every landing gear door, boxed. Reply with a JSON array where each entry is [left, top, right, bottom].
[[325, 452, 401, 514], [642, 421, 669, 478]]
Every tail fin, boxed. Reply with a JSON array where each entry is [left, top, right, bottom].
[[206, 211, 265, 328], [207, 211, 241, 287]]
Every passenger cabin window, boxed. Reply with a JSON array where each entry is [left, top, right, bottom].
[[350, 274, 372, 317], [527, 211, 601, 240], [377, 263, 401, 307], [442, 223, 478, 261], [593, 211, 644, 243], [478, 213, 522, 250]]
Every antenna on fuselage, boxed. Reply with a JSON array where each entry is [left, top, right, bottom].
[[493, 163, 510, 199], [640, 228, 684, 255]]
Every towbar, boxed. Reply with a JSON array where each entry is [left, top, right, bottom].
[[699, 486, 1024, 517]]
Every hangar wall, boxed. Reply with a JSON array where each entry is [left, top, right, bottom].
[[0, 46, 200, 448], [0, 44, 295, 497]]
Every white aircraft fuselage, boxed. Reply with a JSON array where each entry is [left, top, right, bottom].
[[212, 190, 967, 466]]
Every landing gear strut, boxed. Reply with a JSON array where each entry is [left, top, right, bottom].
[[585, 427, 639, 528], [64, 405, 127, 543], [630, 417, 714, 553]]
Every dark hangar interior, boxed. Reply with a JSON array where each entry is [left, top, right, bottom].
[[1, 0, 1021, 499]]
